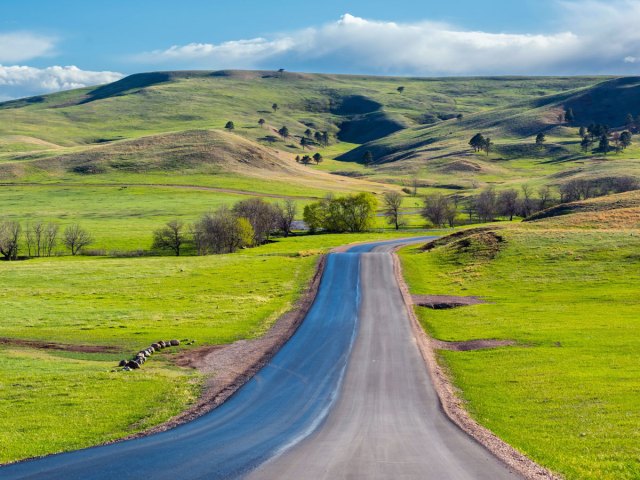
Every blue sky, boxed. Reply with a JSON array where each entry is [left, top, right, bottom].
[[1, 0, 640, 99]]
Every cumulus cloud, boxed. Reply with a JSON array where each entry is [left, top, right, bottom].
[[0, 32, 56, 63], [0, 65, 123, 100], [134, 1, 640, 75]]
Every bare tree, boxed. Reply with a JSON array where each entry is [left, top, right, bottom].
[[25, 221, 47, 257], [497, 189, 519, 221], [44, 223, 59, 257], [0, 220, 21, 260], [276, 199, 297, 237], [475, 187, 497, 222], [383, 191, 403, 230], [63, 224, 93, 256], [193, 207, 253, 255], [538, 186, 554, 211], [521, 185, 534, 218], [232, 198, 280, 245], [152, 220, 187, 256], [411, 177, 420, 197], [422, 194, 454, 228]]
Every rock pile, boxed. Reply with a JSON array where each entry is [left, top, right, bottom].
[[118, 339, 184, 371]]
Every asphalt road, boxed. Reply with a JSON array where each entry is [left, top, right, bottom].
[[2, 238, 519, 480]]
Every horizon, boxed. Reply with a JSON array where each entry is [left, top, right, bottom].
[[2, 0, 640, 99]]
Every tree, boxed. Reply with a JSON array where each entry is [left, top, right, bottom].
[[152, 220, 187, 256], [456, 113, 464, 121], [304, 128, 313, 138], [475, 187, 497, 222], [497, 189, 519, 221], [421, 194, 454, 228], [0, 220, 21, 260], [612, 132, 622, 153], [382, 191, 403, 230], [579, 126, 587, 138], [302, 193, 377, 233], [411, 177, 420, 197], [225, 121, 235, 130], [626, 113, 635, 131], [314, 131, 323, 144], [278, 126, 289, 139], [312, 152, 323, 165], [232, 197, 280, 246], [521, 185, 534, 218], [300, 136, 310, 150], [538, 185, 554, 211], [272, 103, 279, 113], [44, 223, 58, 257], [300, 155, 312, 165], [193, 207, 253, 255], [63, 224, 92, 256], [362, 150, 374, 166], [25, 221, 44, 257], [620, 130, 632, 149], [482, 137, 493, 156], [321, 131, 330, 147], [535, 132, 546, 145], [599, 134, 610, 154], [469, 133, 486, 152], [258, 118, 266, 128], [303, 203, 325, 233], [397, 86, 405, 93], [295, 155, 301, 163], [565, 108, 575, 122], [580, 135, 591, 152], [557, 112, 565, 123], [276, 199, 297, 237]]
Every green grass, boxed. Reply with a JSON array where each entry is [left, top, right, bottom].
[[400, 226, 640, 479], [0, 229, 431, 464]]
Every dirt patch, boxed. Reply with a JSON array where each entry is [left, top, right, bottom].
[[0, 337, 118, 354], [112, 255, 327, 441], [432, 339, 516, 351], [392, 249, 559, 480], [412, 294, 485, 309]]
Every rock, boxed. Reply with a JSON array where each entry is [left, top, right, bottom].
[[158, 341, 166, 348], [118, 360, 127, 367], [151, 343, 160, 349], [127, 360, 140, 369], [123, 366, 131, 371], [170, 339, 180, 346], [164, 340, 172, 347]]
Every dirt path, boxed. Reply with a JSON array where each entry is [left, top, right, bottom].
[[0, 182, 320, 200], [0, 337, 118, 353]]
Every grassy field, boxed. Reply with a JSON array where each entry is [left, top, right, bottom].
[[399, 209, 640, 479], [0, 230, 431, 464]]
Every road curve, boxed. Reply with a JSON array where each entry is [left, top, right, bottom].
[[1, 238, 519, 480]]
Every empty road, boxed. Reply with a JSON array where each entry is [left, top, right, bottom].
[[1, 238, 519, 480]]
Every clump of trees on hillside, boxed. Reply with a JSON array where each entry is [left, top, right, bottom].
[[303, 193, 377, 233], [469, 133, 493, 155], [577, 122, 633, 154]]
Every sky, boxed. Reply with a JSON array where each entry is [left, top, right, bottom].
[[1, 0, 640, 99]]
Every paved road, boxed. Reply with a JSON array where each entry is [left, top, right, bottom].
[[2, 238, 519, 480], [247, 241, 518, 479]]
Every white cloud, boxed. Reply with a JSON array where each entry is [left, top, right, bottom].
[[0, 32, 56, 63], [0, 65, 123, 100], [133, 2, 640, 75]]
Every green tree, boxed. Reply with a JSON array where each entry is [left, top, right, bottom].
[[469, 133, 486, 152], [304, 128, 312, 138], [599, 134, 610, 154], [152, 220, 187, 256], [313, 152, 323, 165], [258, 118, 266, 128], [580, 135, 591, 152], [565, 108, 575, 122], [579, 126, 586, 138], [620, 130, 633, 149], [535, 132, 546, 145], [362, 150, 374, 166], [278, 126, 289, 139], [300, 155, 312, 165], [321, 131, 330, 147], [314, 131, 323, 144], [483, 137, 493, 156], [225, 121, 235, 130], [397, 86, 405, 93], [300, 137, 310, 150], [272, 103, 279, 113]]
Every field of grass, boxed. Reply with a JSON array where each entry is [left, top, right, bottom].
[[399, 220, 640, 479], [0, 229, 432, 464]]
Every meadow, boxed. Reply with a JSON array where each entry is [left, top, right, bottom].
[[400, 221, 640, 479]]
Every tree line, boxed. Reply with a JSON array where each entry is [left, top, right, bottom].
[[0, 221, 92, 260], [152, 198, 298, 256], [303, 193, 377, 233]]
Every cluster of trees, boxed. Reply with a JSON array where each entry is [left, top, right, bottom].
[[303, 193, 377, 233], [558, 176, 638, 202], [0, 221, 92, 260], [153, 198, 298, 256], [578, 124, 633, 154], [469, 133, 493, 155], [295, 153, 323, 165]]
